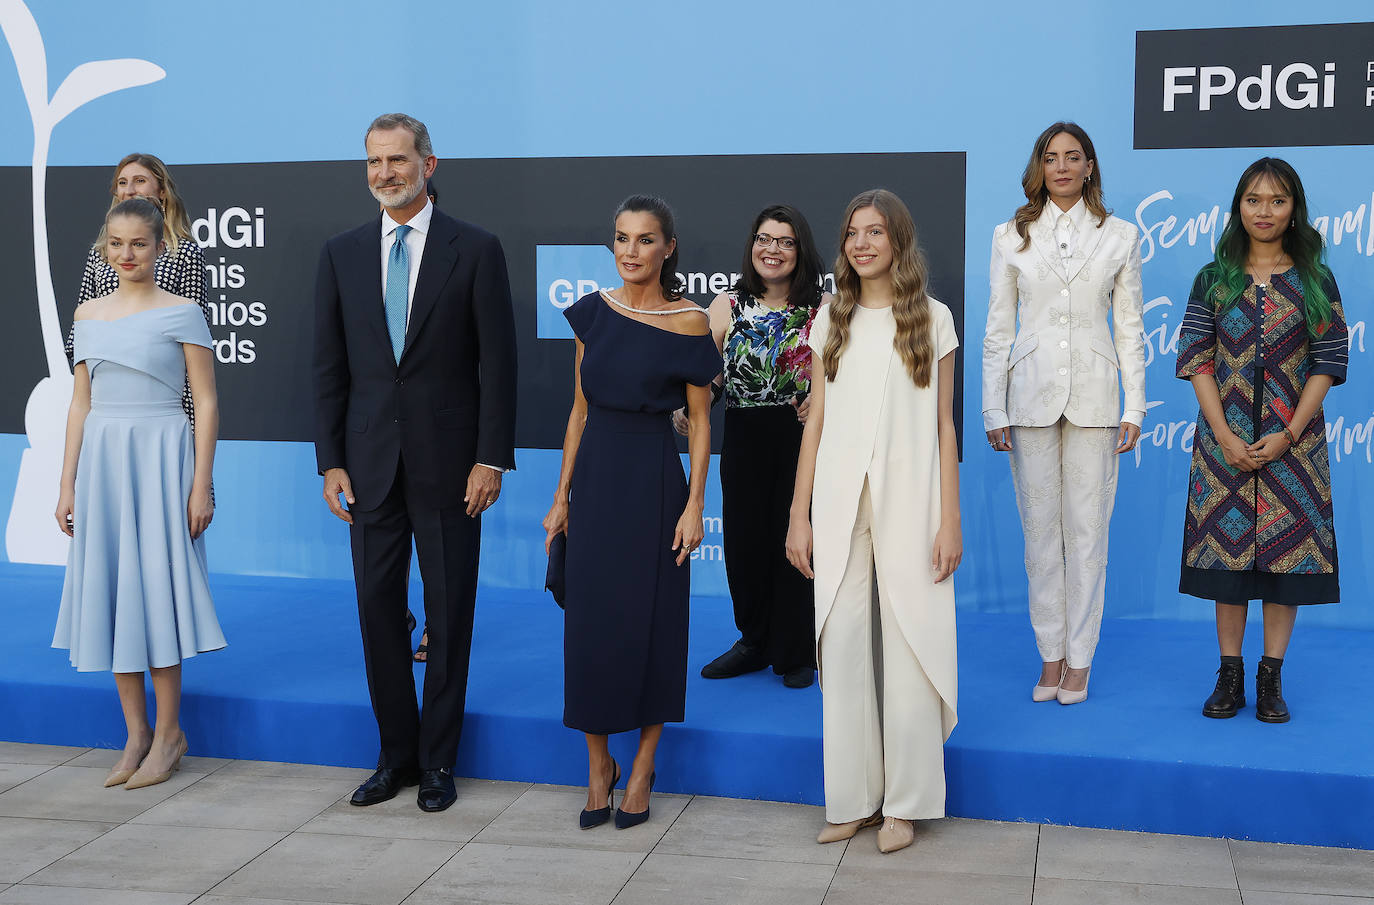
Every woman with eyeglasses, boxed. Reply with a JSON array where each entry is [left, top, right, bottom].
[[676, 204, 829, 689]]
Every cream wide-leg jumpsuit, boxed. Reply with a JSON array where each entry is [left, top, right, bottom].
[[808, 300, 959, 822]]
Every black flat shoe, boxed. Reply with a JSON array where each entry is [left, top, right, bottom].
[[350, 766, 420, 806], [579, 759, 620, 829], [1255, 659, 1290, 724], [615, 772, 655, 829], [417, 767, 457, 812], [783, 667, 815, 689], [700, 641, 768, 679], [1203, 657, 1245, 719]]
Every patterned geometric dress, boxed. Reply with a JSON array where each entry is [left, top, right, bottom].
[[1175, 266, 1348, 604]]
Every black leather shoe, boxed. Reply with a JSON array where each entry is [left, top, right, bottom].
[[1202, 657, 1245, 718], [783, 667, 815, 689], [615, 772, 655, 829], [1255, 659, 1290, 723], [700, 641, 768, 679], [350, 766, 420, 806], [417, 767, 457, 812]]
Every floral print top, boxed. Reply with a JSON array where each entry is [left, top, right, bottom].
[[723, 291, 817, 408]]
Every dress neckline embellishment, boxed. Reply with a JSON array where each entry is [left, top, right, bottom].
[[600, 290, 704, 317]]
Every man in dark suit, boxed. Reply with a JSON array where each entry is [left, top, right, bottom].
[[314, 112, 517, 812]]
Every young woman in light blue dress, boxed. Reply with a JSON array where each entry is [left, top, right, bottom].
[[53, 197, 225, 790]]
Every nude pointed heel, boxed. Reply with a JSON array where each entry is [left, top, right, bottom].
[[817, 812, 882, 844], [103, 768, 136, 788], [125, 733, 188, 790]]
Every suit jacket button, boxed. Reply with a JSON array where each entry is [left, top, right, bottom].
[[1058, 367, 1068, 376]]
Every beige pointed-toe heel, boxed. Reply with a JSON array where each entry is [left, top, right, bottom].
[[876, 816, 914, 853], [1033, 663, 1065, 702], [1057, 669, 1091, 705], [817, 812, 882, 844], [125, 733, 188, 791], [103, 767, 137, 788]]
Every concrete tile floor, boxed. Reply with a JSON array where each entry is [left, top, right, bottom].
[[0, 743, 1368, 905]]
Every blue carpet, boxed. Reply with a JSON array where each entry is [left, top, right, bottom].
[[1, 562, 1370, 848]]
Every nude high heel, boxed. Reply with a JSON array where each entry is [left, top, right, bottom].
[[1033, 662, 1065, 702], [125, 733, 187, 790], [1057, 669, 1090, 705], [817, 812, 882, 844], [103, 767, 137, 788], [877, 816, 914, 853]]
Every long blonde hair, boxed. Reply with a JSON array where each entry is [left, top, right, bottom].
[[1012, 121, 1109, 252], [95, 153, 192, 254], [822, 189, 934, 388]]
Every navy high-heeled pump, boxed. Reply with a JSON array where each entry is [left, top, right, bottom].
[[579, 759, 620, 829], [614, 771, 655, 829]]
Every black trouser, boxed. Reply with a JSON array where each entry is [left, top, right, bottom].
[[349, 459, 480, 770], [720, 405, 816, 673]]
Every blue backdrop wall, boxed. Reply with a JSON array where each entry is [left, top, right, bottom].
[[1, 1, 1370, 627]]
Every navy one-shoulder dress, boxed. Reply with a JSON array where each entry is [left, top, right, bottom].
[[562, 292, 722, 735]]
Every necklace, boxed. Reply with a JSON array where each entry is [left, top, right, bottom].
[[600, 290, 703, 317], [1247, 254, 1288, 288]]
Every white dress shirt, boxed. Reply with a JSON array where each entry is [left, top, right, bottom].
[[1052, 197, 1086, 267], [380, 199, 504, 475], [381, 198, 432, 320]]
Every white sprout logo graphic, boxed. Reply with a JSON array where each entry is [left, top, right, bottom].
[[1, 0, 165, 563]]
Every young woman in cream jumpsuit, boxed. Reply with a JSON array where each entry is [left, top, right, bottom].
[[787, 189, 962, 855]]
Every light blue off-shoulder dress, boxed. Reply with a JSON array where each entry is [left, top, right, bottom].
[[53, 304, 226, 672]]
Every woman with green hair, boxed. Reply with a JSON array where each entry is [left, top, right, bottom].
[[1176, 157, 1348, 725]]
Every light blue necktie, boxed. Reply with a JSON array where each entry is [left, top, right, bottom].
[[384, 223, 412, 363]]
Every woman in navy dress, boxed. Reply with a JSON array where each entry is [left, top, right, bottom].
[[543, 195, 720, 829]]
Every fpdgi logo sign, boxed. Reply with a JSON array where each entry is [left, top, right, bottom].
[[1134, 23, 1374, 149]]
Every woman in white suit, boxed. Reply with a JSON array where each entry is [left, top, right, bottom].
[[983, 121, 1146, 705]]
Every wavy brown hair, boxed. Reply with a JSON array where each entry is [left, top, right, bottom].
[[1012, 121, 1109, 252], [96, 153, 192, 253], [822, 189, 934, 388]]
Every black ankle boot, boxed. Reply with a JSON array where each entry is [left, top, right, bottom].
[[1255, 657, 1290, 723], [1203, 656, 1245, 718]]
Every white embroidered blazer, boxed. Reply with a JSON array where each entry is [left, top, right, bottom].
[[982, 202, 1147, 432]]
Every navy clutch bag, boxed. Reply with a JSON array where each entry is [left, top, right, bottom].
[[545, 532, 567, 609]]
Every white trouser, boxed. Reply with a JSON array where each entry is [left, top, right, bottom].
[[820, 479, 945, 823], [1009, 418, 1119, 669]]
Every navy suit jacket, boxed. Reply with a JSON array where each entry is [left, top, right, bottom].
[[313, 207, 518, 512]]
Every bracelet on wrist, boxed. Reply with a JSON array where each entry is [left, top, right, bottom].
[[1282, 425, 1296, 444]]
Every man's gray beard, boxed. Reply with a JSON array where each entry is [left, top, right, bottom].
[[370, 180, 423, 210]]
